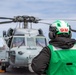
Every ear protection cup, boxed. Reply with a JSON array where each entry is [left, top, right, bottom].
[[49, 31, 55, 39], [49, 26, 56, 39]]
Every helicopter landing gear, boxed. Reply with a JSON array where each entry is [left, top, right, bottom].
[[1, 66, 6, 72], [0, 64, 6, 73]]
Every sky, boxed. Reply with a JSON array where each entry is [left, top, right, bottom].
[[0, 0, 76, 39]]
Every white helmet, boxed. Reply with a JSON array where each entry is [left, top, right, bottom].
[[49, 20, 71, 39]]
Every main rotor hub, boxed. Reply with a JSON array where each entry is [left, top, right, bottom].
[[13, 16, 39, 23]]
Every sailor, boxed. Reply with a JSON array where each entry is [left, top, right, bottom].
[[31, 20, 76, 75]]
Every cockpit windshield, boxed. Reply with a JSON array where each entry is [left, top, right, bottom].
[[36, 37, 46, 47], [27, 37, 46, 47], [27, 37, 35, 46], [12, 37, 25, 47], [11, 36, 47, 47]]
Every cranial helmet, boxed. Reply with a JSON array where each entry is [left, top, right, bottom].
[[49, 20, 71, 39]]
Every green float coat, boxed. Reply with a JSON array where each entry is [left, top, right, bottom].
[[46, 44, 76, 75]]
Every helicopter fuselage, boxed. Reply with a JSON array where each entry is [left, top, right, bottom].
[[8, 28, 47, 68]]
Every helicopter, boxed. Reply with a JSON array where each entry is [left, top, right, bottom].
[[0, 16, 76, 72], [0, 16, 48, 71]]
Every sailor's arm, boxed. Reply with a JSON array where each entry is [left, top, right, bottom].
[[31, 47, 51, 74]]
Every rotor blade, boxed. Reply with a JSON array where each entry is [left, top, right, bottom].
[[0, 17, 13, 20], [0, 21, 13, 24], [71, 28, 76, 32], [38, 22, 52, 25]]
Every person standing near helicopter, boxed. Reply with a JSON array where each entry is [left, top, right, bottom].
[[31, 20, 76, 75]]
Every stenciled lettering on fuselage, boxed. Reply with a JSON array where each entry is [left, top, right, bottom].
[[27, 48, 37, 50]]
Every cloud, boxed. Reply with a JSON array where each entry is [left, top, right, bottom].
[[0, 0, 76, 38], [0, 0, 76, 17]]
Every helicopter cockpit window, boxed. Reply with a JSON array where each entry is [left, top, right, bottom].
[[27, 37, 35, 46], [36, 37, 46, 47], [12, 37, 25, 47]]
